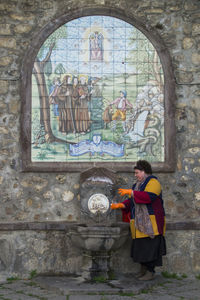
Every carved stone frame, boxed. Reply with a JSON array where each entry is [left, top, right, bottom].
[[21, 7, 176, 173]]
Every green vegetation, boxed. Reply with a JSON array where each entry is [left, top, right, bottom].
[[38, 26, 67, 60], [24, 281, 38, 287], [108, 271, 116, 280], [6, 276, 20, 283], [118, 291, 136, 296], [140, 288, 150, 294], [29, 269, 37, 280], [16, 290, 24, 294], [195, 274, 200, 280], [92, 275, 107, 283], [0, 296, 11, 300], [161, 271, 187, 280]]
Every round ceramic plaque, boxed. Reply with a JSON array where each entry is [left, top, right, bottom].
[[88, 193, 109, 214]]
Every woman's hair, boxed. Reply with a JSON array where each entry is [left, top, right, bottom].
[[134, 160, 152, 174]]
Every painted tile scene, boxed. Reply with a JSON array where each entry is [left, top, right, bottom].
[[32, 16, 164, 163]]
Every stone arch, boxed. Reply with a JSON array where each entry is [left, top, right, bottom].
[[21, 7, 176, 172]]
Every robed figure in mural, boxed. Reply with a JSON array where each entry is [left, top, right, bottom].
[[51, 75, 75, 134], [72, 76, 80, 133], [89, 31, 104, 61], [74, 75, 91, 133]]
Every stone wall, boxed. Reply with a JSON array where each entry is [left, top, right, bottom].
[[0, 0, 200, 279]]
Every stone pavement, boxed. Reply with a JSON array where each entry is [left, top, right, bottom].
[[0, 274, 199, 300]]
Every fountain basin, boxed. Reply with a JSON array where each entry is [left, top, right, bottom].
[[68, 222, 129, 252], [68, 222, 129, 279]]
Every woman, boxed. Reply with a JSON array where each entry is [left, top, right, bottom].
[[111, 160, 166, 281]]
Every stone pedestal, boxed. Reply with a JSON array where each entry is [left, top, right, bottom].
[[82, 250, 110, 280]]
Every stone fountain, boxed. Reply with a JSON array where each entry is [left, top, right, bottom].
[[68, 167, 129, 280]]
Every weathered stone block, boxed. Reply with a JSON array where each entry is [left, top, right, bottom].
[[169, 6, 181, 11], [192, 252, 200, 273], [175, 71, 194, 84], [184, 1, 199, 11], [56, 175, 66, 183], [193, 167, 200, 174], [145, 8, 164, 13], [62, 190, 74, 202], [0, 3, 16, 11], [192, 23, 200, 36], [8, 100, 20, 114], [182, 37, 194, 49], [0, 80, 9, 94], [0, 24, 11, 35], [0, 127, 9, 134], [0, 37, 16, 49], [43, 190, 55, 200], [10, 13, 35, 21], [14, 24, 32, 34], [39, 0, 55, 10], [189, 147, 200, 155], [191, 53, 200, 65], [0, 56, 13, 66], [21, 176, 48, 192], [0, 238, 14, 271]]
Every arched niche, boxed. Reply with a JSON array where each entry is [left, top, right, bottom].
[[21, 7, 176, 172]]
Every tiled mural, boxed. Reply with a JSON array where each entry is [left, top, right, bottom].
[[32, 16, 164, 163]]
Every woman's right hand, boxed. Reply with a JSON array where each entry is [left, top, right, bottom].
[[110, 203, 125, 209]]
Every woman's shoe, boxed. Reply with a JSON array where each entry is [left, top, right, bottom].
[[134, 265, 147, 278], [138, 270, 154, 281]]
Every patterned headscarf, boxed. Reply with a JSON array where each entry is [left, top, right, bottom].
[[134, 176, 155, 239]]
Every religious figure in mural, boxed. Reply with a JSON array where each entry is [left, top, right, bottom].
[[89, 31, 104, 61], [51, 75, 76, 134], [49, 77, 61, 117], [74, 75, 91, 133], [109, 91, 133, 131], [72, 76, 80, 133]]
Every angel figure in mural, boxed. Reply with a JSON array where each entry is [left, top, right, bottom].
[[89, 31, 104, 61], [108, 90, 133, 132]]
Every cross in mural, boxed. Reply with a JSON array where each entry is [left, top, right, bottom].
[[32, 16, 164, 163]]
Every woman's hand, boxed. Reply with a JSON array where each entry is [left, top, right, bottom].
[[118, 188, 132, 197], [110, 203, 125, 209]]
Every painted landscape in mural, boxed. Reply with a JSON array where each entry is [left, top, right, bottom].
[[32, 16, 164, 162]]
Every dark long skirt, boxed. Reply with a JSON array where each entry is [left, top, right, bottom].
[[131, 235, 166, 266]]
